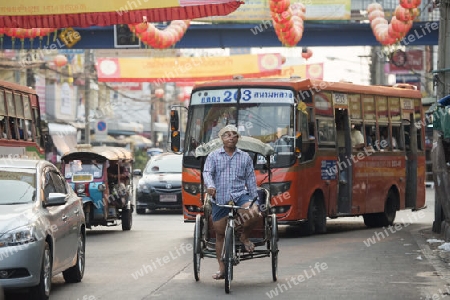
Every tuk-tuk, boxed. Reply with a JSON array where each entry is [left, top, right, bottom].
[[60, 145, 134, 231]]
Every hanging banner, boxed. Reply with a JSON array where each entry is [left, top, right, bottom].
[[96, 53, 284, 82], [0, 0, 242, 28], [197, 0, 351, 21]]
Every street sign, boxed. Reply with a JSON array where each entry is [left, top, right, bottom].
[[95, 120, 108, 142], [395, 74, 421, 90]]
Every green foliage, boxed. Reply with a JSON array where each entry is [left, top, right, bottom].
[[133, 148, 148, 171]]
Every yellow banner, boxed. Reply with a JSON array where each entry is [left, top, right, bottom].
[[198, 0, 351, 21], [0, 0, 179, 16], [97, 53, 284, 82]]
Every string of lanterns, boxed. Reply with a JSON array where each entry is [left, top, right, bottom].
[[0, 28, 56, 49], [368, 0, 421, 46], [128, 18, 190, 49], [270, 0, 306, 47]]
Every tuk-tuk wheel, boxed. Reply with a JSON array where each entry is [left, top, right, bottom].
[[84, 203, 92, 229], [122, 208, 132, 231]]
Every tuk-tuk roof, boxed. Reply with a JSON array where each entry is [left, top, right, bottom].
[[195, 136, 274, 158], [61, 145, 134, 162]]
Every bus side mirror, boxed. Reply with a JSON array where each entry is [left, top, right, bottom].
[[170, 109, 179, 131], [171, 130, 181, 152], [295, 133, 302, 158]]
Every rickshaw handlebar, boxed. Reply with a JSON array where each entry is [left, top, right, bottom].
[[209, 195, 259, 210]]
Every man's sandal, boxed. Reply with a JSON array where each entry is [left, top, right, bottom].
[[212, 271, 225, 280]]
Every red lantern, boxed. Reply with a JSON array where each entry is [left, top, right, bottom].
[[133, 22, 148, 34], [367, 2, 383, 13], [395, 5, 414, 21], [54, 54, 68, 67], [154, 88, 164, 98], [301, 48, 313, 60]]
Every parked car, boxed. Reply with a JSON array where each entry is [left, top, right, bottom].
[[0, 159, 86, 300], [135, 153, 182, 214]]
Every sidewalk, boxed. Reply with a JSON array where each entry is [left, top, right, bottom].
[[414, 226, 450, 281]]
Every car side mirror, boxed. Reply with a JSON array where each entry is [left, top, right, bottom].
[[133, 169, 142, 176], [44, 193, 67, 207]]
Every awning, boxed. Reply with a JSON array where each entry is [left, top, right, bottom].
[[0, 1, 243, 29], [48, 123, 77, 155]]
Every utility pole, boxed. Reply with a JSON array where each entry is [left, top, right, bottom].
[[369, 46, 385, 86], [84, 49, 91, 144], [432, 0, 450, 234]]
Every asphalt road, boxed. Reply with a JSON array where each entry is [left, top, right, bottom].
[[5, 188, 450, 300]]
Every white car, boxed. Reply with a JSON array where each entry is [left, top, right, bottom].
[[0, 159, 86, 299]]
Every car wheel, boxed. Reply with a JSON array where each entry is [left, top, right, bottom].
[[63, 233, 85, 283], [122, 208, 132, 230], [136, 208, 146, 215], [30, 241, 52, 300]]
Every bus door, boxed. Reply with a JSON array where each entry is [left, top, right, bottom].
[[404, 115, 418, 208], [335, 109, 352, 214]]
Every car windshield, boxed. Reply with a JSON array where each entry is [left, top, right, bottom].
[[64, 160, 103, 179], [0, 170, 36, 204], [144, 156, 182, 174]]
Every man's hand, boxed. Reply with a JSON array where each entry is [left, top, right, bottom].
[[206, 187, 216, 198]]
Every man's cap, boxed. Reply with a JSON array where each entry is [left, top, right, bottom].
[[218, 124, 240, 138]]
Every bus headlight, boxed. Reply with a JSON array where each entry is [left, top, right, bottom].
[[261, 182, 291, 197], [183, 182, 201, 195]]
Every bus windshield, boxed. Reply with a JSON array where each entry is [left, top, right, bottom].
[[184, 87, 296, 168]]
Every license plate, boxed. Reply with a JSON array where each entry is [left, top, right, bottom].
[[160, 195, 177, 202]]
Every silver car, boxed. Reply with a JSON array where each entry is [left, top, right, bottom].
[[0, 159, 86, 299]]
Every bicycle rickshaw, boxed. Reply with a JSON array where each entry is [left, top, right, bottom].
[[193, 136, 279, 293], [60, 145, 134, 231]]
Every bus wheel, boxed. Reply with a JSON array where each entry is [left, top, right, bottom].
[[379, 191, 397, 227], [304, 196, 326, 235], [363, 213, 380, 227], [363, 192, 397, 228]]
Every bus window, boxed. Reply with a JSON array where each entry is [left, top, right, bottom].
[[349, 94, 361, 119], [317, 118, 336, 148], [14, 93, 24, 119], [376, 96, 388, 122], [389, 97, 401, 121], [392, 125, 403, 150], [0, 90, 5, 139], [364, 124, 375, 150], [0, 89, 5, 116], [0, 117, 6, 139], [16, 118, 26, 140], [362, 95, 375, 120], [296, 108, 315, 161], [24, 119, 33, 141], [33, 108, 42, 148], [379, 125, 389, 150]]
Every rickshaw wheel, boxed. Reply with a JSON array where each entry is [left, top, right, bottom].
[[270, 214, 279, 282], [193, 214, 202, 281], [224, 226, 233, 294], [122, 208, 132, 231]]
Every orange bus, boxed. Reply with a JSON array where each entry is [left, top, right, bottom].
[[0, 80, 47, 160], [172, 77, 426, 234]]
